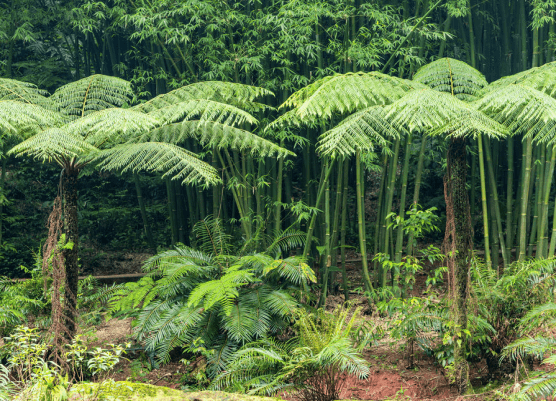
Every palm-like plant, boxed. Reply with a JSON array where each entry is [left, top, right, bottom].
[[211, 305, 370, 401], [271, 71, 425, 296], [4, 75, 291, 337], [108, 217, 314, 376], [500, 299, 556, 401], [476, 63, 556, 260]]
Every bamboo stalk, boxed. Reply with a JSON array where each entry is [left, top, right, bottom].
[[484, 137, 508, 268], [519, 137, 533, 261], [478, 136, 491, 266], [356, 151, 374, 295]]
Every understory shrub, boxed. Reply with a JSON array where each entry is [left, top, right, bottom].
[[108, 217, 313, 376], [211, 305, 374, 401], [379, 257, 556, 383], [0, 326, 129, 401]]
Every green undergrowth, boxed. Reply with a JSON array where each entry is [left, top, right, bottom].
[[71, 382, 285, 400]]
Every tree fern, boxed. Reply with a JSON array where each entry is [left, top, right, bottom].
[[50, 74, 134, 119], [413, 57, 488, 100], [0, 78, 55, 110], [134, 81, 273, 114], [148, 99, 259, 126], [474, 84, 556, 144], [316, 106, 396, 158], [479, 60, 556, 98], [143, 121, 293, 159], [270, 72, 424, 130], [385, 89, 507, 139], [66, 108, 162, 148], [89, 142, 221, 186], [0, 101, 64, 137]]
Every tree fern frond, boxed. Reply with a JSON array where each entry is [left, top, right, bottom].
[[0, 78, 55, 109], [282, 72, 423, 112], [385, 89, 506, 139], [413, 57, 488, 100], [474, 84, 556, 139], [479, 61, 556, 98], [0, 100, 64, 137], [9, 127, 96, 164], [430, 108, 509, 140], [51, 74, 134, 119], [144, 121, 294, 159], [65, 108, 161, 148], [148, 99, 259, 126], [135, 81, 273, 113], [316, 106, 397, 158], [90, 142, 221, 186]]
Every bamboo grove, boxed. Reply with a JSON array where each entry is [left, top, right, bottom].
[[3, 0, 556, 285]]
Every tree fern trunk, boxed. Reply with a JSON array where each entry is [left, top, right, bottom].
[[446, 138, 472, 394]]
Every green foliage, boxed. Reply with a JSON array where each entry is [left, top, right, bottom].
[[413, 57, 488, 101], [211, 306, 372, 400], [499, 299, 556, 400], [108, 217, 313, 374], [0, 326, 130, 401]]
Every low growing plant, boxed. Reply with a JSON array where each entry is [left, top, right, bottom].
[[211, 305, 374, 401]]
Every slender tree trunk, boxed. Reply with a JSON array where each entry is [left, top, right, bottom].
[[519, 137, 533, 261], [445, 138, 472, 394], [0, 153, 5, 244], [356, 151, 374, 295], [340, 160, 350, 301], [478, 137, 491, 266]]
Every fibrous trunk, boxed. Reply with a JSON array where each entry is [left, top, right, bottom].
[[443, 138, 472, 394]]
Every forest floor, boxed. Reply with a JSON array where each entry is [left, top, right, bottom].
[[80, 251, 503, 401]]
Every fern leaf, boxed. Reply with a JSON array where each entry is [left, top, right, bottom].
[[474, 84, 556, 143], [144, 121, 294, 159], [135, 81, 273, 113], [413, 58, 488, 100], [50, 74, 134, 119], [90, 142, 221, 186], [316, 105, 397, 158], [0, 101, 64, 137], [148, 99, 259, 126], [0, 78, 55, 109], [9, 127, 97, 164], [65, 108, 161, 148]]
